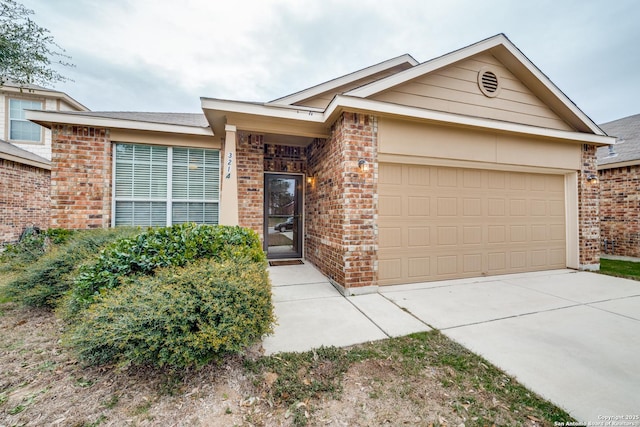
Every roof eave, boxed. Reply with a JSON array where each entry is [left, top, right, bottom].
[[598, 159, 640, 170], [201, 97, 328, 138], [0, 84, 89, 111], [200, 95, 615, 146], [0, 151, 51, 170], [25, 110, 214, 137], [326, 95, 615, 146]]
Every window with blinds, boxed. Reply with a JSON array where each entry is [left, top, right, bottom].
[[9, 99, 43, 142], [113, 143, 220, 226]]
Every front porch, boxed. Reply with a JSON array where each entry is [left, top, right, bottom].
[[216, 113, 379, 294]]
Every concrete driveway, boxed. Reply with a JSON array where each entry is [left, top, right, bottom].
[[381, 269, 640, 423], [264, 264, 640, 423]]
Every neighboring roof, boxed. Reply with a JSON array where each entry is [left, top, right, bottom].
[[0, 139, 51, 169], [26, 110, 213, 137], [202, 34, 615, 147], [0, 81, 89, 112], [597, 113, 640, 169], [268, 54, 419, 107]]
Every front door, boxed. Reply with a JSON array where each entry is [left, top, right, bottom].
[[264, 174, 303, 258]]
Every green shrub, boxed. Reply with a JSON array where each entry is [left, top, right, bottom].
[[66, 258, 274, 368], [2, 228, 140, 308], [61, 224, 264, 320], [0, 228, 75, 273]]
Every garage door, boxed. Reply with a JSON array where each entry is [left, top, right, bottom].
[[377, 163, 566, 286]]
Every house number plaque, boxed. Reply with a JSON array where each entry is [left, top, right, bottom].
[[225, 152, 233, 179]]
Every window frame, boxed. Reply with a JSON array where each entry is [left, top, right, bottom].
[[8, 98, 44, 143], [111, 143, 221, 227]]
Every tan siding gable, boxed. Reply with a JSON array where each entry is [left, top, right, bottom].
[[294, 65, 412, 109], [370, 53, 574, 131]]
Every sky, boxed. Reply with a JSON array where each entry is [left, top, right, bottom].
[[18, 0, 640, 125]]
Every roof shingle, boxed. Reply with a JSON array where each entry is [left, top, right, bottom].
[[597, 113, 640, 166]]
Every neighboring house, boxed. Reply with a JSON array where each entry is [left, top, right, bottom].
[[0, 139, 51, 245], [597, 113, 640, 258], [0, 82, 88, 160], [0, 83, 87, 245], [27, 34, 614, 293]]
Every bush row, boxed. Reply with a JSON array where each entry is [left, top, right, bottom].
[[1, 228, 140, 308], [1, 224, 274, 369], [61, 223, 265, 320], [67, 258, 274, 368]]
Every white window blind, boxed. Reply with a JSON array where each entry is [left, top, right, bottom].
[[9, 99, 43, 142], [113, 143, 220, 227]]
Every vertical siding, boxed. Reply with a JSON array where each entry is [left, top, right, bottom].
[[370, 53, 573, 131]]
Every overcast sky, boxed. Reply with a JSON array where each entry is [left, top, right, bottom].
[[19, 0, 640, 125]]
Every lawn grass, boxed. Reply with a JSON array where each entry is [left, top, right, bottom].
[[246, 331, 574, 426], [599, 258, 640, 280]]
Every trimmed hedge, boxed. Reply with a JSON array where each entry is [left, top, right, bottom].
[[1, 228, 140, 308], [66, 258, 274, 368], [60, 223, 265, 320]]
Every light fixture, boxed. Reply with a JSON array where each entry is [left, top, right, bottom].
[[306, 175, 315, 185], [357, 159, 368, 172], [587, 174, 599, 184]]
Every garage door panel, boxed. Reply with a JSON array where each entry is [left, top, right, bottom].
[[408, 196, 430, 216], [408, 226, 430, 246], [378, 163, 566, 286]]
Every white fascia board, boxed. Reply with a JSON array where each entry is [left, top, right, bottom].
[[346, 35, 507, 98], [495, 38, 604, 136], [201, 98, 326, 123], [267, 54, 419, 106], [25, 110, 214, 136], [326, 95, 616, 146]]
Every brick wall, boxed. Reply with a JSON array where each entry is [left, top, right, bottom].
[[235, 133, 265, 239], [599, 164, 640, 258], [50, 125, 111, 229], [0, 159, 50, 245], [306, 112, 378, 292], [578, 144, 600, 269]]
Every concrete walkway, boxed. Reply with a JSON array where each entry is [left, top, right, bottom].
[[263, 262, 640, 423]]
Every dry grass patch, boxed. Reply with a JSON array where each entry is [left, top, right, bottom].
[[1, 301, 574, 426]]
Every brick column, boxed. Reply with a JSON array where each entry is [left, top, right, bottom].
[[578, 144, 600, 270], [236, 133, 264, 240], [50, 125, 111, 230], [306, 112, 378, 294]]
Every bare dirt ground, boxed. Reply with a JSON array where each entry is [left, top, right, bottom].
[[1, 303, 561, 427]]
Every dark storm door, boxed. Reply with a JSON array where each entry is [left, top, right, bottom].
[[264, 174, 303, 258]]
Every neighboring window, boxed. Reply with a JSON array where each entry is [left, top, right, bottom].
[[9, 99, 43, 142], [113, 143, 220, 227]]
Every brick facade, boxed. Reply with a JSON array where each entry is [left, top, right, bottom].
[[0, 159, 50, 245], [235, 134, 265, 239], [305, 112, 378, 292], [578, 144, 600, 269], [599, 164, 640, 258], [50, 125, 111, 230]]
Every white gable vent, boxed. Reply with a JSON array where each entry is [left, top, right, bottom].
[[478, 66, 501, 98]]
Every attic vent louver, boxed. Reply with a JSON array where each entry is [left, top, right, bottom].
[[478, 66, 501, 98]]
